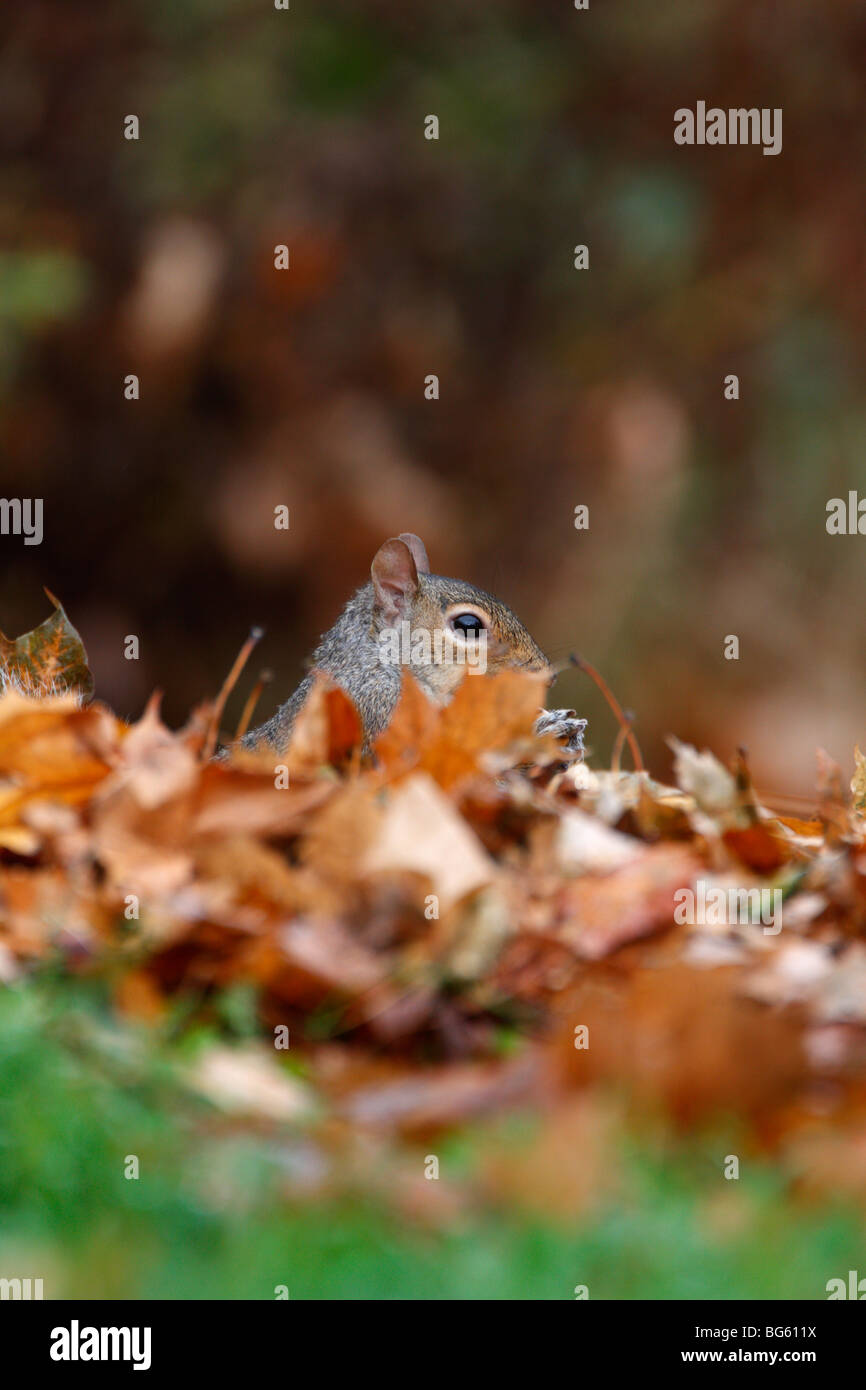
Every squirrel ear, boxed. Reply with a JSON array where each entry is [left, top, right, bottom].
[[371, 537, 420, 622], [397, 533, 430, 575]]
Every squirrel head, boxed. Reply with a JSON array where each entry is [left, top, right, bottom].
[[369, 533, 549, 704]]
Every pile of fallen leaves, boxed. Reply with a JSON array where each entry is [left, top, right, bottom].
[[4, 597, 866, 1216]]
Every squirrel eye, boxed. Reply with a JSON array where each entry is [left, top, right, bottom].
[[450, 612, 487, 637]]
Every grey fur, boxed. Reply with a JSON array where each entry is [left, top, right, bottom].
[[239, 581, 402, 751], [234, 567, 585, 759]]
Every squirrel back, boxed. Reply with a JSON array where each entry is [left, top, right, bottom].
[[239, 533, 551, 753]]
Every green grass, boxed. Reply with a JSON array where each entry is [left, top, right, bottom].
[[0, 980, 861, 1300]]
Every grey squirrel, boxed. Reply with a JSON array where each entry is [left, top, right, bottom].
[[236, 533, 586, 756]]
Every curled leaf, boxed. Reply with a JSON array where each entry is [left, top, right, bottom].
[[0, 590, 93, 699]]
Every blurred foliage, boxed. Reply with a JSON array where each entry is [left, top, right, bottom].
[[1, 0, 865, 791], [0, 979, 862, 1299], [0, 252, 88, 330]]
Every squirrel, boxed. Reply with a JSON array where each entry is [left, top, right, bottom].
[[235, 533, 586, 757]]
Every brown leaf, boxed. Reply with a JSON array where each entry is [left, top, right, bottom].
[[722, 822, 790, 874], [336, 1053, 542, 1132], [109, 694, 198, 808], [558, 843, 700, 959], [275, 916, 387, 1000], [371, 673, 439, 775], [362, 772, 496, 913], [281, 676, 362, 776], [0, 591, 93, 699], [0, 696, 117, 851], [554, 963, 808, 1127], [418, 669, 549, 791], [191, 766, 335, 837]]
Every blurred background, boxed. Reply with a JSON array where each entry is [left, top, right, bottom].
[[2, 0, 866, 791]]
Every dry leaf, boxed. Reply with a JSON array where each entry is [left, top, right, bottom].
[[0, 591, 93, 699], [187, 1043, 312, 1121], [362, 772, 496, 913]]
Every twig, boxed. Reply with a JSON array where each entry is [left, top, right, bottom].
[[570, 653, 644, 772], [202, 627, 264, 761], [611, 708, 636, 773], [234, 668, 273, 741], [758, 790, 820, 812]]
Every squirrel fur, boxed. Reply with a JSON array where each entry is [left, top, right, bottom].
[[237, 533, 585, 756]]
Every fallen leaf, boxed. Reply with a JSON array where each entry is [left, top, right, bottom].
[[0, 591, 93, 698], [362, 772, 496, 913], [187, 1043, 312, 1121], [558, 843, 700, 959], [337, 1053, 541, 1132], [669, 737, 737, 816]]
